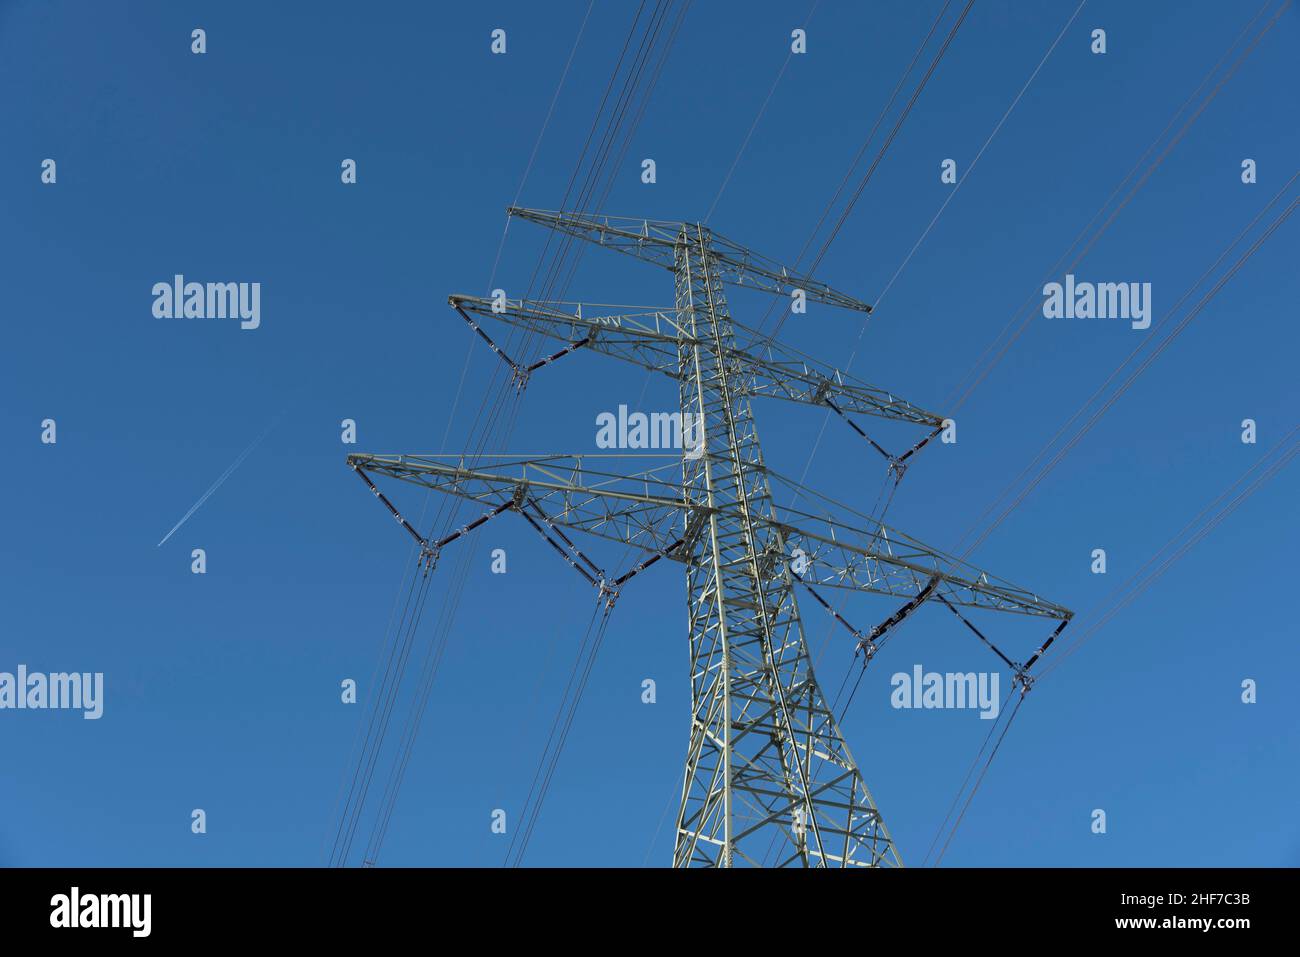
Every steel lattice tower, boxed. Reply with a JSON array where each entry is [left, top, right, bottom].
[[349, 209, 1072, 867]]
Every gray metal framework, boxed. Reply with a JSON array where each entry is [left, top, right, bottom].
[[348, 209, 1072, 867]]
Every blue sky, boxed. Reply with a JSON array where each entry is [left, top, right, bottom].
[[1, 0, 1296, 867]]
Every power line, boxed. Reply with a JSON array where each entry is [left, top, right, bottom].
[[923, 192, 1295, 860], [1039, 430, 1299, 681], [953, 172, 1298, 554], [330, 1, 654, 867], [346, 2, 693, 868], [485, 0, 598, 295], [506, 602, 616, 866], [946, 0, 1287, 413], [768, 0, 976, 343], [873, 0, 1087, 311], [747, 0, 956, 343], [920, 683, 1013, 867], [932, 685, 1025, 866], [787, 0, 1076, 508], [705, 0, 821, 223], [963, 195, 1296, 557]]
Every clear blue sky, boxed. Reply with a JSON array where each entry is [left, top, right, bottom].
[[2, 0, 1296, 867]]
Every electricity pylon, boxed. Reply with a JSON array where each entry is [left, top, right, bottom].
[[348, 209, 1072, 867]]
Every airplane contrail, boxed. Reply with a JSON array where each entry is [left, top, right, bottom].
[[156, 412, 286, 547]]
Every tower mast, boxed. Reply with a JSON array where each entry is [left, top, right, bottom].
[[347, 208, 1073, 867]]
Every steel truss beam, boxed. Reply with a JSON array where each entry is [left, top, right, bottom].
[[348, 452, 1070, 622], [450, 295, 943, 428], [507, 207, 874, 312]]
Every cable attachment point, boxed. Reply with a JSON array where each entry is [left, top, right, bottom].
[[598, 578, 620, 611], [418, 542, 440, 575], [511, 483, 529, 509], [1012, 666, 1035, 695], [856, 637, 879, 663]]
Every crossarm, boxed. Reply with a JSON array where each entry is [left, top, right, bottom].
[[729, 331, 944, 427], [508, 207, 872, 312], [451, 296, 682, 379], [347, 453, 1072, 622], [350, 453, 695, 558], [770, 514, 1071, 620], [761, 467, 1073, 621], [450, 295, 944, 428]]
